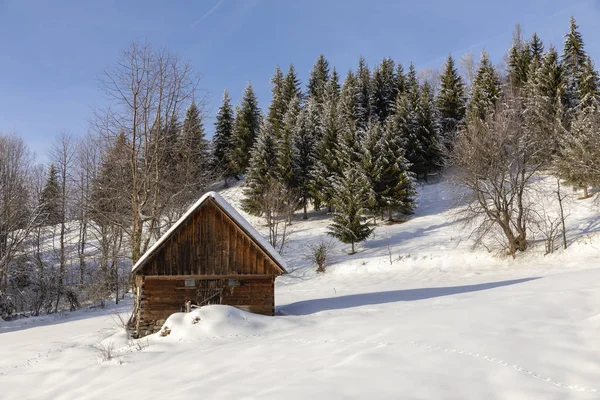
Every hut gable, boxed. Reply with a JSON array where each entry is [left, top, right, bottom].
[[132, 192, 286, 277]]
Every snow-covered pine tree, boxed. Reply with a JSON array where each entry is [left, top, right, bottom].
[[397, 64, 427, 177], [530, 33, 544, 67], [277, 95, 302, 191], [241, 119, 278, 216], [213, 89, 235, 179], [337, 70, 362, 165], [436, 55, 466, 152], [371, 58, 397, 125], [562, 16, 587, 110], [396, 63, 407, 96], [418, 82, 444, 177], [178, 101, 209, 188], [230, 82, 262, 177], [266, 66, 286, 137], [380, 119, 416, 220], [525, 46, 568, 158], [507, 26, 532, 89], [577, 56, 600, 110], [554, 104, 600, 198], [39, 164, 62, 226], [307, 54, 330, 106], [356, 56, 372, 129], [328, 167, 373, 254], [311, 69, 341, 211], [282, 64, 303, 108], [359, 121, 383, 219], [467, 52, 502, 121], [293, 99, 319, 219]]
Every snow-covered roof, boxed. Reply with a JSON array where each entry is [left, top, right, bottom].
[[131, 191, 287, 274]]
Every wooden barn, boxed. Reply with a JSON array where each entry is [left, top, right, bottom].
[[130, 191, 287, 338]]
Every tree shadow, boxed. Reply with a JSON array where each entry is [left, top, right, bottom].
[[278, 277, 540, 316]]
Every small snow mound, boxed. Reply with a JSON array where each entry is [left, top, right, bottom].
[[158, 305, 269, 341]]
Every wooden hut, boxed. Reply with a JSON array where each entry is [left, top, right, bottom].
[[130, 191, 287, 337]]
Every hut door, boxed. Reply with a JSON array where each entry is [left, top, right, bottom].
[[196, 279, 222, 306]]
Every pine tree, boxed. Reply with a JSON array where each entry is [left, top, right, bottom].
[[307, 54, 330, 105], [356, 56, 372, 129], [277, 95, 301, 190], [328, 167, 373, 254], [525, 46, 569, 157], [312, 70, 341, 210], [436, 55, 466, 151], [293, 99, 318, 219], [507, 26, 532, 89], [179, 101, 209, 187], [530, 33, 544, 66], [396, 64, 427, 176], [396, 63, 407, 95], [380, 119, 416, 219], [337, 70, 362, 166], [555, 105, 600, 198], [230, 82, 262, 176], [39, 164, 62, 226], [213, 89, 235, 178], [562, 16, 587, 109], [282, 64, 303, 108], [371, 58, 397, 124], [418, 82, 444, 175], [467, 52, 502, 121], [578, 56, 600, 110], [266, 66, 286, 137], [241, 120, 278, 216], [359, 122, 383, 217]]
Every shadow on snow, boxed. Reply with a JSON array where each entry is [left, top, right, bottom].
[[278, 277, 540, 316]]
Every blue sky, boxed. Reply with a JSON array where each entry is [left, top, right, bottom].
[[1, 0, 599, 160]]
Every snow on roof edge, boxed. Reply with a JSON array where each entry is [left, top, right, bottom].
[[131, 191, 287, 274]]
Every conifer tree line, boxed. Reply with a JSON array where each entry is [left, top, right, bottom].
[[1, 17, 599, 318]]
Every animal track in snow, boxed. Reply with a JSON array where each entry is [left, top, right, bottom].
[[410, 341, 599, 394]]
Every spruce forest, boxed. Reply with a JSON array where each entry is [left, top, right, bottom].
[[1, 16, 600, 319]]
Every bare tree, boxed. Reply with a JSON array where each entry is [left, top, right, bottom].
[[459, 52, 476, 90], [453, 90, 546, 256], [96, 40, 201, 263]]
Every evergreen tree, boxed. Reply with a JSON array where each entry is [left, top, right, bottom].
[[282, 64, 303, 108], [356, 56, 372, 129], [555, 105, 600, 198], [39, 164, 62, 226], [562, 16, 587, 108], [418, 82, 444, 175], [507, 27, 532, 88], [277, 95, 301, 190], [380, 119, 416, 219], [578, 56, 600, 110], [436, 55, 466, 151], [178, 101, 209, 187], [359, 122, 383, 217], [213, 90, 235, 178], [230, 82, 262, 176], [396, 63, 407, 95], [241, 120, 278, 216], [312, 70, 341, 210], [293, 99, 318, 219], [530, 33, 544, 66], [525, 46, 569, 156], [328, 167, 373, 254], [307, 54, 330, 105], [371, 58, 397, 124], [337, 70, 362, 165], [266, 66, 286, 137], [467, 52, 502, 121]]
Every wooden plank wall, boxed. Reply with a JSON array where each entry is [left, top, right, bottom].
[[140, 199, 281, 277], [136, 276, 275, 337]]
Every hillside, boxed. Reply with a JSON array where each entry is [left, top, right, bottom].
[[1, 178, 599, 399]]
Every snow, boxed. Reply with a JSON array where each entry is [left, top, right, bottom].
[[131, 190, 286, 273], [2, 177, 600, 399]]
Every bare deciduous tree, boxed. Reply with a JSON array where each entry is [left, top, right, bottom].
[[453, 90, 546, 256]]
